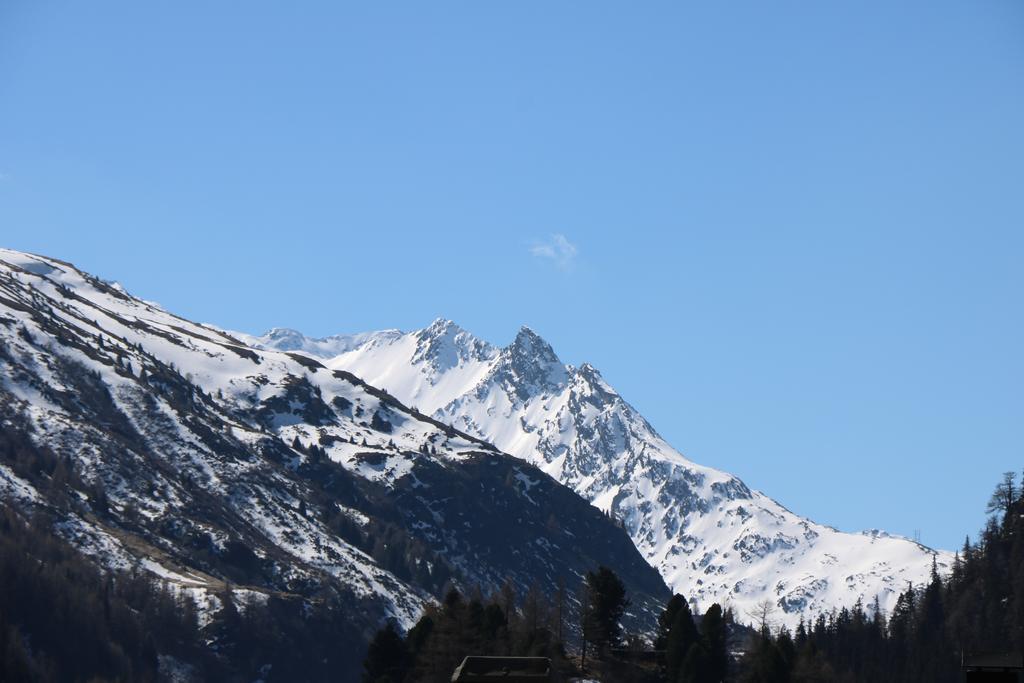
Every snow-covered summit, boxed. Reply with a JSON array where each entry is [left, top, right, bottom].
[[486, 326, 569, 403], [252, 320, 954, 628], [411, 318, 496, 373]]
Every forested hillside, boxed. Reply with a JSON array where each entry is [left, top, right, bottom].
[[735, 470, 1024, 682], [0, 500, 368, 682], [364, 469, 1024, 683]]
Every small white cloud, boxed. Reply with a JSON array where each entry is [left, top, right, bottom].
[[530, 234, 577, 270]]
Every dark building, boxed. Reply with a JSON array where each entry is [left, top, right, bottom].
[[451, 656, 553, 682], [963, 652, 1024, 682]]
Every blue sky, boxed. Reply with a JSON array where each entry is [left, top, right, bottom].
[[2, 1, 1022, 550]]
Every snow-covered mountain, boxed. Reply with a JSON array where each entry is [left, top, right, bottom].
[[0, 249, 669, 679], [246, 318, 953, 628]]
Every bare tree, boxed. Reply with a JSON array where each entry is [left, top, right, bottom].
[[746, 599, 778, 636], [986, 471, 1018, 518], [554, 576, 566, 646]]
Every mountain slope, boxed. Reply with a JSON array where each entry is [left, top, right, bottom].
[[247, 318, 953, 627], [0, 249, 669, 680]]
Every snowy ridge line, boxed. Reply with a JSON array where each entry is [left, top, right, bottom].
[[253, 318, 955, 629], [0, 247, 670, 640], [260, 343, 501, 456]]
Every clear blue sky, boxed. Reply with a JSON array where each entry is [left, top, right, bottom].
[[2, 1, 1022, 551]]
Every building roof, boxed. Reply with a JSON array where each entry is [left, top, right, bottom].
[[963, 652, 1024, 670], [451, 656, 552, 682]]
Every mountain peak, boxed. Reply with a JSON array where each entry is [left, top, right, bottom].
[[485, 325, 567, 401], [573, 361, 615, 392], [264, 326, 305, 339], [509, 325, 560, 365], [302, 320, 953, 630], [412, 318, 494, 371], [422, 317, 463, 337]]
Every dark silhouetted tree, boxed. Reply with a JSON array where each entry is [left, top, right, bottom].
[[583, 566, 629, 657], [362, 620, 409, 683]]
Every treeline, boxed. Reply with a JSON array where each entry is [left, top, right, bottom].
[[363, 567, 640, 683], [0, 504, 203, 682], [364, 567, 737, 683], [736, 469, 1024, 682], [365, 469, 1024, 683], [0, 503, 366, 682], [654, 596, 731, 683], [363, 581, 574, 683]]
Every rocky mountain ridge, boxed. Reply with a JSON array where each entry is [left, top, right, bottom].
[[0, 249, 669, 681], [246, 318, 953, 628]]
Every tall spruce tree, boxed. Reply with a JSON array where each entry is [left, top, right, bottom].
[[657, 594, 687, 649], [362, 621, 409, 683], [664, 598, 699, 680], [700, 603, 728, 683], [583, 566, 629, 657]]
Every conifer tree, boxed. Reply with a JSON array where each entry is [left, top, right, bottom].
[[663, 597, 699, 680], [362, 620, 408, 683], [700, 603, 728, 683], [656, 594, 686, 648], [583, 566, 629, 657]]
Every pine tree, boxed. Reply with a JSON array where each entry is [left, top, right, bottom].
[[700, 603, 728, 683], [739, 632, 787, 683], [362, 620, 408, 683], [657, 594, 686, 649], [663, 597, 699, 680], [583, 566, 629, 657], [679, 641, 711, 683]]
